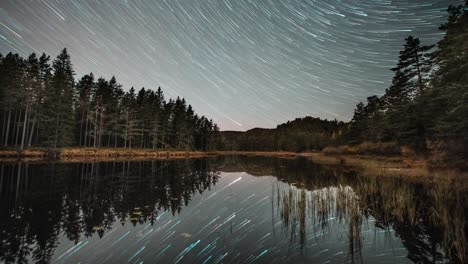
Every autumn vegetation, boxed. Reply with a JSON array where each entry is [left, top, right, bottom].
[[214, 3, 468, 168], [0, 48, 218, 155], [1, 2, 467, 168]]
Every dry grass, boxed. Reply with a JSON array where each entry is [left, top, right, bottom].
[[323, 142, 402, 156], [212, 150, 299, 158], [0, 148, 464, 177], [0, 147, 218, 162]]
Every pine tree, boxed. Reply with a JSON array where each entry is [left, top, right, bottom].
[[46, 48, 75, 147], [19, 54, 41, 150], [107, 76, 124, 148], [34, 53, 52, 146], [348, 102, 366, 143], [381, 69, 411, 141], [121, 87, 141, 149], [0, 49, 217, 151], [149, 87, 163, 149], [429, 2, 468, 159], [391, 36, 434, 97], [2, 53, 27, 147], [75, 73, 95, 146], [389, 37, 435, 151]]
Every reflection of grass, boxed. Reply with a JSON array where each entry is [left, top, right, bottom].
[[358, 172, 467, 263], [274, 168, 468, 263], [276, 184, 364, 261]]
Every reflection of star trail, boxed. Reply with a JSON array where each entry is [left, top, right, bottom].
[[175, 239, 201, 263], [0, 0, 456, 130], [41, 170, 414, 263], [111, 231, 131, 246]]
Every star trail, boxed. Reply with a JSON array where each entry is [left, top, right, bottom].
[[0, 0, 456, 130]]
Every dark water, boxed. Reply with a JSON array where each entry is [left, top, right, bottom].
[[0, 156, 466, 263]]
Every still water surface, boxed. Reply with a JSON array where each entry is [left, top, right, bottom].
[[0, 156, 466, 263]]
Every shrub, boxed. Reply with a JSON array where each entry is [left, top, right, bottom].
[[322, 146, 342, 155], [323, 142, 402, 156], [401, 146, 416, 157], [340, 145, 359, 154]]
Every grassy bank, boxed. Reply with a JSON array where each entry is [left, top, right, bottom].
[[0, 148, 394, 165], [0, 147, 217, 162], [0, 148, 464, 175]]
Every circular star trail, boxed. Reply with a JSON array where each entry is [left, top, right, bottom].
[[0, 0, 457, 130]]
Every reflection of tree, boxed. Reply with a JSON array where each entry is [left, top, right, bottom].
[[359, 175, 467, 264], [0, 159, 219, 263], [220, 156, 467, 263], [1, 157, 467, 263]]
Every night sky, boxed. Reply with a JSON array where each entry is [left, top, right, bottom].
[[0, 0, 456, 130]]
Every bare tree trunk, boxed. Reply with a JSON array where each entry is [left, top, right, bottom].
[[140, 123, 144, 148], [107, 130, 111, 148], [114, 130, 118, 148], [14, 108, 21, 147], [54, 113, 60, 149], [129, 121, 132, 149], [20, 101, 29, 150], [124, 111, 128, 149], [161, 127, 165, 149], [84, 109, 89, 147], [93, 106, 98, 148], [153, 125, 158, 150], [99, 108, 104, 148], [79, 106, 85, 146], [27, 113, 37, 147], [3, 108, 11, 147], [34, 119, 40, 146], [54, 95, 62, 149]]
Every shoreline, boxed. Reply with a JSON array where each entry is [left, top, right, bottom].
[[0, 148, 466, 179], [0, 148, 302, 162], [0, 148, 219, 163], [0, 147, 421, 166]]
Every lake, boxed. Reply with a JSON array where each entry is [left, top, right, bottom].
[[0, 155, 466, 263]]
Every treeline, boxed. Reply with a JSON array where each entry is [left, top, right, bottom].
[[213, 116, 346, 152], [345, 2, 468, 161], [214, 2, 467, 162], [0, 49, 218, 151]]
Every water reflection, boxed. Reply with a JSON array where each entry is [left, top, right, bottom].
[[0, 159, 219, 263], [223, 155, 467, 263], [0, 156, 466, 263]]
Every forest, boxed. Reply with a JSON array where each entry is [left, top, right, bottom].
[[0, 2, 466, 164], [0, 49, 218, 151], [214, 2, 468, 164], [212, 116, 346, 152]]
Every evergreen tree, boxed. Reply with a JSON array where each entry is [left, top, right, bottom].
[[0, 49, 217, 151], [0, 53, 25, 147], [348, 102, 366, 143], [75, 73, 95, 146], [107, 76, 124, 148], [44, 48, 75, 147], [34, 53, 52, 146], [391, 36, 434, 97], [429, 1, 468, 159]]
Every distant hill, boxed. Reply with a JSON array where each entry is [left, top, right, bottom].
[[213, 116, 346, 152]]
